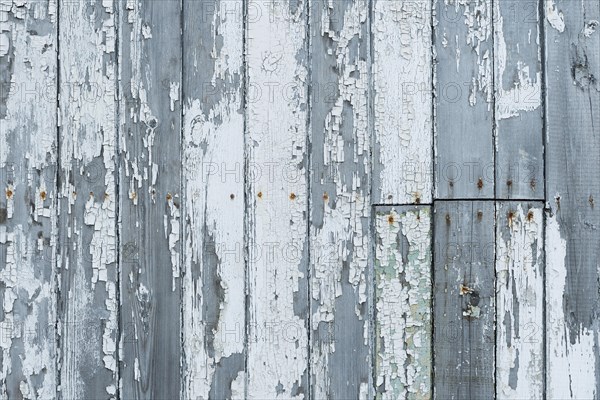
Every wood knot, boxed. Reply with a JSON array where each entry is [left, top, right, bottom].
[[589, 195, 594, 208], [289, 192, 296, 200], [166, 193, 172, 201], [477, 178, 483, 190], [477, 210, 483, 220], [414, 193, 421, 204], [506, 179, 512, 187], [323, 192, 329, 201], [445, 213, 451, 224], [527, 210, 534, 222], [508, 211, 515, 225], [40, 191, 47, 200], [5, 189, 13, 199], [449, 181, 454, 188], [387, 215, 394, 225], [257, 191, 263, 199], [230, 193, 235, 200], [530, 179, 536, 190]]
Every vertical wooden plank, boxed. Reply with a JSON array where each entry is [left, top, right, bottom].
[[544, 0, 600, 398], [434, 0, 494, 199], [433, 201, 495, 399], [372, 0, 433, 205], [374, 206, 432, 399], [495, 201, 543, 399], [0, 0, 57, 398], [118, 0, 182, 397], [182, 0, 245, 398], [58, 0, 119, 397], [246, 0, 310, 397], [494, 0, 544, 199], [309, 0, 371, 397]]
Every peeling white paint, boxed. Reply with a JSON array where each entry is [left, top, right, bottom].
[[496, 204, 544, 399], [375, 208, 432, 399], [246, 0, 309, 397], [182, 1, 245, 398], [546, 0, 565, 33], [546, 212, 597, 400], [373, 0, 432, 204]]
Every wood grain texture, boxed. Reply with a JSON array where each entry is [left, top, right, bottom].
[[246, 0, 310, 397], [309, 0, 371, 398], [544, 0, 600, 398], [118, 0, 182, 397], [182, 0, 245, 398], [372, 0, 433, 205], [374, 206, 432, 400], [495, 201, 544, 399], [433, 201, 495, 399], [58, 0, 119, 397], [0, 0, 57, 397], [434, 0, 494, 199], [494, 0, 544, 200]]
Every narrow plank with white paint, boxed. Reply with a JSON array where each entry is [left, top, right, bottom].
[[57, 0, 119, 397], [374, 206, 432, 399], [309, 0, 371, 397], [494, 0, 544, 199], [372, 0, 433, 204], [246, 1, 310, 397], [434, 0, 494, 199], [433, 201, 495, 399], [544, 0, 600, 398], [0, 0, 58, 397], [495, 201, 544, 399], [182, 0, 245, 398], [118, 0, 182, 397]]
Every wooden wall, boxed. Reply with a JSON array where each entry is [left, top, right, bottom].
[[0, 0, 598, 399]]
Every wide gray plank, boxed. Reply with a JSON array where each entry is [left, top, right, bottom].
[[494, 0, 544, 199], [58, 0, 119, 397], [246, 0, 310, 397], [0, 0, 57, 397], [118, 0, 182, 398], [182, 0, 245, 398], [309, 0, 371, 397], [433, 201, 495, 399], [544, 0, 600, 398], [434, 0, 494, 199]]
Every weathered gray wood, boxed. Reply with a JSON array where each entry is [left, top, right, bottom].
[[372, 0, 433, 204], [544, 0, 600, 398], [58, 0, 119, 398], [434, 0, 494, 199], [495, 201, 543, 399], [246, 0, 310, 397], [309, 0, 371, 397], [374, 206, 432, 399], [433, 201, 495, 399], [0, 1, 57, 397], [494, 0, 544, 199], [118, 0, 182, 397], [182, 0, 245, 398]]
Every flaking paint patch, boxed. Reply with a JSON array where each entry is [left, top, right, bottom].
[[546, 212, 598, 399], [373, 0, 432, 204], [496, 204, 543, 399], [310, 0, 370, 397], [182, 0, 245, 397], [546, 0, 565, 33], [375, 208, 432, 400], [494, 3, 542, 120], [444, 0, 493, 109], [247, 0, 309, 397], [58, 0, 118, 396]]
